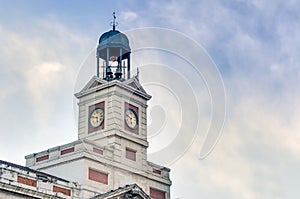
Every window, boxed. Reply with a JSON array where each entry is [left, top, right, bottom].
[[125, 148, 136, 161], [88, 168, 108, 184], [150, 187, 166, 199]]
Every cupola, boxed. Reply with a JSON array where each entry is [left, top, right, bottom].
[[96, 12, 131, 81]]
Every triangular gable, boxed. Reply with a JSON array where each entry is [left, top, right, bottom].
[[75, 76, 151, 100], [125, 76, 147, 95], [78, 76, 106, 93], [89, 80, 102, 88], [90, 184, 151, 199]]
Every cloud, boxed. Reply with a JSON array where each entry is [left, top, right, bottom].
[[140, 0, 300, 198], [120, 11, 138, 22], [0, 17, 92, 164], [1, 1, 300, 198], [25, 62, 65, 121]]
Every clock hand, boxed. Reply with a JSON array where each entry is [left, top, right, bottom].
[[127, 116, 132, 125]]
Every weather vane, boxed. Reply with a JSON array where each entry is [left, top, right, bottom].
[[110, 12, 118, 30]]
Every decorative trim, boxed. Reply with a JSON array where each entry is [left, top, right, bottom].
[[75, 78, 151, 100], [77, 90, 149, 108], [91, 184, 151, 199]]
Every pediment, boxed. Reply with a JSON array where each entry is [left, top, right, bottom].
[[91, 184, 151, 199], [76, 76, 106, 95], [75, 76, 151, 100], [124, 76, 147, 95]]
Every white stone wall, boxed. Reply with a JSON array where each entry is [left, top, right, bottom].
[[77, 80, 149, 144], [0, 189, 39, 199], [24, 78, 171, 199], [0, 160, 79, 199], [26, 139, 171, 199]]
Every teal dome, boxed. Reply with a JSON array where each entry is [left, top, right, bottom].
[[98, 30, 130, 52]]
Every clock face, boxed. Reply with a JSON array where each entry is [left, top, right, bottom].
[[89, 108, 104, 128], [125, 108, 138, 129]]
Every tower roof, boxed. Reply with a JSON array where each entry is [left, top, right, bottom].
[[97, 12, 130, 57], [98, 29, 130, 52]]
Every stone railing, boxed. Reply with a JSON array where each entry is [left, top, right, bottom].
[[25, 140, 113, 167], [0, 160, 79, 198]]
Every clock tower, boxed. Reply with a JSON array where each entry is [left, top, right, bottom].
[[25, 14, 171, 199]]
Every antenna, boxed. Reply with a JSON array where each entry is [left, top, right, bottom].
[[110, 12, 118, 31], [136, 67, 140, 81]]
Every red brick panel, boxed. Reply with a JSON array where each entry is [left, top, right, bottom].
[[93, 147, 104, 155], [36, 155, 49, 162], [153, 169, 162, 175], [125, 148, 136, 161], [53, 185, 71, 196], [88, 168, 108, 184], [17, 176, 37, 187], [60, 147, 75, 155], [150, 187, 166, 199]]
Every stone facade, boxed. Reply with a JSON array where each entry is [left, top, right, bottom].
[[91, 184, 151, 199], [24, 76, 171, 199], [0, 160, 78, 198]]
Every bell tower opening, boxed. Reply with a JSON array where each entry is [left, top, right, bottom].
[[96, 12, 131, 81]]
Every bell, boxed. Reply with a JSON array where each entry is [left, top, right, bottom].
[[106, 66, 113, 81], [115, 66, 122, 79]]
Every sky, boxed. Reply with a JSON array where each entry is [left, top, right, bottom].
[[0, 0, 300, 198]]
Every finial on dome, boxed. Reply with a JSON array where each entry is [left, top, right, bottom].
[[110, 12, 118, 31]]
